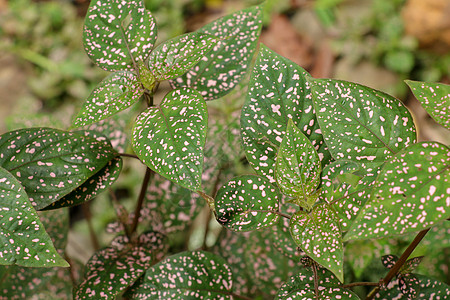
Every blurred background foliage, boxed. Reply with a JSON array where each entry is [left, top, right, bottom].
[[0, 0, 449, 297]]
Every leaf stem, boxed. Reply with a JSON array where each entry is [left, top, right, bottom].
[[81, 202, 100, 250], [130, 167, 153, 236], [365, 228, 431, 300], [202, 166, 224, 250], [118, 153, 139, 159], [342, 282, 379, 288], [312, 261, 320, 299]]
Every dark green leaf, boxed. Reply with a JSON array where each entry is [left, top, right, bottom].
[[405, 80, 450, 130], [381, 254, 398, 269], [215, 175, 280, 231], [126, 251, 233, 299], [375, 274, 450, 299], [83, 0, 157, 72], [241, 45, 331, 184], [401, 256, 424, 274], [320, 160, 377, 230], [398, 273, 420, 299], [275, 266, 360, 299], [170, 5, 262, 100], [345, 142, 450, 241], [290, 202, 344, 282], [275, 119, 321, 209], [0, 128, 118, 210], [0, 167, 67, 267], [46, 156, 122, 209], [75, 231, 167, 299], [148, 32, 220, 81], [132, 88, 207, 191], [72, 71, 144, 128], [309, 78, 416, 170]]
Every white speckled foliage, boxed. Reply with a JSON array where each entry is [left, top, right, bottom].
[[290, 202, 344, 282], [275, 119, 322, 209], [320, 160, 378, 230], [214, 175, 280, 231], [83, 0, 157, 72], [308, 78, 416, 171], [345, 142, 450, 241], [406, 80, 450, 130], [125, 251, 234, 299], [72, 71, 144, 128], [241, 45, 331, 184], [75, 231, 167, 300], [171, 5, 262, 100], [148, 32, 219, 81], [0, 128, 119, 210], [132, 88, 207, 191], [0, 167, 67, 267], [275, 266, 360, 299]]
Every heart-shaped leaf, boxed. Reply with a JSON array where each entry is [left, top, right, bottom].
[[321, 160, 378, 230], [83, 0, 157, 72], [75, 231, 167, 299], [401, 256, 424, 274], [72, 71, 144, 128], [0, 128, 118, 210], [0, 167, 67, 267], [125, 251, 233, 299], [148, 32, 220, 81], [241, 45, 331, 184], [290, 202, 344, 282], [399, 273, 421, 299], [170, 5, 262, 100], [132, 88, 208, 191], [345, 142, 450, 241], [275, 266, 360, 299], [405, 80, 450, 130], [275, 119, 321, 209], [309, 78, 416, 171], [215, 175, 280, 231]]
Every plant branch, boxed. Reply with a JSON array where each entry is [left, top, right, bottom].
[[81, 202, 99, 250], [342, 282, 379, 288], [312, 261, 320, 299], [118, 153, 139, 159], [365, 228, 431, 300], [130, 167, 153, 236]]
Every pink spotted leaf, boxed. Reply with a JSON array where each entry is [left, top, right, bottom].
[[83, 0, 157, 72]]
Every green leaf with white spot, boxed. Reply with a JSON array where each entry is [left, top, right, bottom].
[[45, 156, 122, 209], [83, 0, 157, 72], [345, 142, 450, 241], [148, 32, 220, 81], [125, 251, 233, 299], [290, 202, 344, 282], [275, 119, 321, 209], [320, 160, 378, 230], [75, 231, 167, 300], [375, 274, 450, 299], [405, 80, 450, 130], [132, 88, 207, 191], [0, 128, 118, 210], [72, 71, 144, 128], [241, 45, 331, 184], [309, 78, 416, 171], [170, 5, 262, 100], [215, 175, 280, 232], [0, 166, 67, 267], [275, 266, 360, 299], [0, 208, 70, 298]]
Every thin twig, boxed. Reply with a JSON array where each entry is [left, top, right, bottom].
[[312, 261, 320, 299], [342, 282, 379, 288], [366, 228, 431, 300], [118, 153, 139, 159], [81, 202, 100, 250], [130, 167, 153, 235]]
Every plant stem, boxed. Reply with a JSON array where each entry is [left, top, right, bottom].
[[81, 202, 99, 250], [231, 292, 252, 300], [312, 261, 320, 299], [65, 253, 78, 287], [365, 228, 431, 300], [130, 167, 153, 235], [342, 282, 379, 288], [118, 153, 139, 160]]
